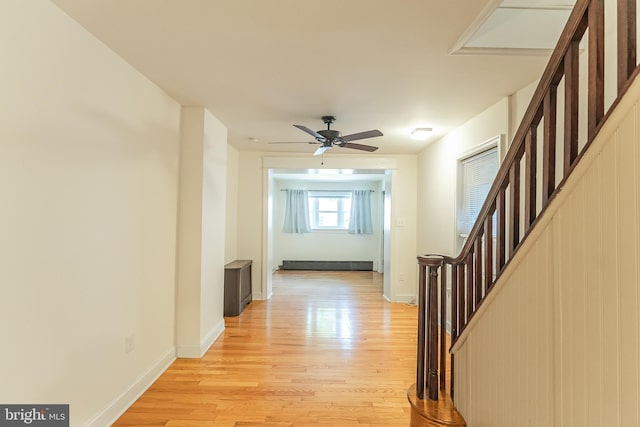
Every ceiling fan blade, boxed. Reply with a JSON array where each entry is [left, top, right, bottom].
[[294, 124, 325, 140], [341, 129, 383, 142], [313, 145, 332, 156], [341, 142, 378, 152], [268, 141, 317, 144]]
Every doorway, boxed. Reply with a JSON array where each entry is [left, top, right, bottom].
[[263, 167, 392, 301]]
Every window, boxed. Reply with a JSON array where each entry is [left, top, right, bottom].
[[308, 191, 352, 230], [457, 145, 499, 238]]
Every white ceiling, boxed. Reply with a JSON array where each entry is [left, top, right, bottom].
[[51, 0, 569, 156]]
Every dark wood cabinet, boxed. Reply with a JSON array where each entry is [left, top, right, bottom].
[[224, 260, 252, 316]]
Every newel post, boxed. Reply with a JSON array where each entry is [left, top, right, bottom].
[[416, 255, 444, 401]]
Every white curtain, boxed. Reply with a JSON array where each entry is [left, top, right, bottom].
[[282, 189, 311, 233], [348, 190, 373, 234]]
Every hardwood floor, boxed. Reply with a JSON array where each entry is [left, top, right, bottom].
[[114, 271, 418, 426]]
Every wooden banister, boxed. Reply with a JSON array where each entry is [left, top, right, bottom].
[[413, 0, 640, 405], [415, 255, 444, 401], [618, 0, 637, 91]]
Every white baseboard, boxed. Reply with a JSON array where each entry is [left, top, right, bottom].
[[86, 347, 176, 427], [176, 318, 225, 358], [200, 319, 225, 355], [382, 293, 415, 303], [395, 293, 416, 304], [253, 291, 271, 300]]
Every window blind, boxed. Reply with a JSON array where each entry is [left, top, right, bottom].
[[458, 146, 499, 236]]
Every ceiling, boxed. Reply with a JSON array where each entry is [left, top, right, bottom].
[[51, 0, 571, 156]]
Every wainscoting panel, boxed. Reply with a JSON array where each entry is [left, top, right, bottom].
[[452, 79, 640, 426]]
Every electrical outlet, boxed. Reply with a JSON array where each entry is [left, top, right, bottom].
[[125, 334, 135, 354], [399, 273, 405, 281]]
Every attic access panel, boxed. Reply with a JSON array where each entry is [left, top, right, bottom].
[[451, 0, 576, 55]]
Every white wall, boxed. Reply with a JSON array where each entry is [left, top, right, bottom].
[[273, 179, 382, 269], [225, 145, 239, 263], [175, 108, 205, 355], [236, 152, 265, 298], [508, 79, 538, 147], [0, 1, 180, 425], [452, 68, 640, 427], [417, 98, 510, 257], [200, 110, 228, 353], [175, 107, 227, 358], [382, 174, 393, 297], [389, 156, 419, 302]]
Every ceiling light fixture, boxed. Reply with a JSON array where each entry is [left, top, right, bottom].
[[410, 127, 433, 140]]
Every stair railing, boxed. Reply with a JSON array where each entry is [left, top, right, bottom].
[[415, 0, 640, 402]]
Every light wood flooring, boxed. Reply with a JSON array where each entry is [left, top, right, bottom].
[[114, 270, 418, 426]]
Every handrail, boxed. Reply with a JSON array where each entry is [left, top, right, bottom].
[[414, 0, 639, 402]]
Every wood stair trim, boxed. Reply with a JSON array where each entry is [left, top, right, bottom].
[[407, 384, 466, 427]]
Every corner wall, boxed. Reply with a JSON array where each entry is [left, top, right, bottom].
[[225, 145, 240, 263], [175, 107, 227, 358], [200, 111, 228, 347], [0, 1, 180, 424], [417, 98, 509, 257]]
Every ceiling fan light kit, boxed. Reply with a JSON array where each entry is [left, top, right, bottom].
[[270, 115, 383, 156], [410, 127, 433, 140]]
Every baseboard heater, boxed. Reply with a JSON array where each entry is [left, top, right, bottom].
[[282, 260, 373, 271]]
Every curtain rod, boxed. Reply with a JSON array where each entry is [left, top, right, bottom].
[[280, 189, 374, 192]]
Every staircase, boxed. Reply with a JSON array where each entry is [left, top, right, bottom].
[[410, 0, 640, 425]]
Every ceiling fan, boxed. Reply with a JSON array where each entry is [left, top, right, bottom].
[[270, 116, 382, 156]]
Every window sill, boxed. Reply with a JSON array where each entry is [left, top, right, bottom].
[[311, 228, 349, 233]]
